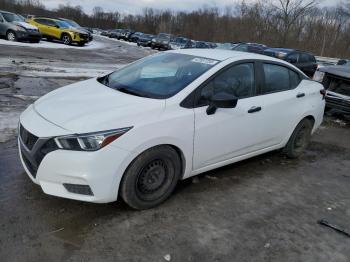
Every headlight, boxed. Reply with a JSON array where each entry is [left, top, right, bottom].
[[313, 71, 325, 82], [54, 127, 132, 151], [16, 25, 26, 32]]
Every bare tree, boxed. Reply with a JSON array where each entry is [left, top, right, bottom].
[[272, 0, 318, 45]]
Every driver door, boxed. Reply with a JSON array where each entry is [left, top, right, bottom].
[[193, 62, 273, 170]]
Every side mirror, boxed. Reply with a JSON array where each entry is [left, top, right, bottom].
[[206, 92, 238, 115]]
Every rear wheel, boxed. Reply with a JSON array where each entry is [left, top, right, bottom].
[[61, 34, 72, 45], [120, 146, 181, 210], [6, 30, 17, 41], [284, 119, 313, 158]]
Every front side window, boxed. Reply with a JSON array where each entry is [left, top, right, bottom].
[[262, 63, 300, 94], [234, 44, 248, 52], [99, 53, 219, 99], [55, 20, 70, 28], [198, 63, 255, 106]]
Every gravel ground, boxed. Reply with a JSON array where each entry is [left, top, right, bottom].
[[0, 36, 349, 262]]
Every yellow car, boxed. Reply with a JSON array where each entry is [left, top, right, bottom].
[[26, 17, 89, 46]]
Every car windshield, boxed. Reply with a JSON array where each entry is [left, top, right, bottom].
[[56, 20, 70, 29], [65, 19, 80, 27], [99, 53, 219, 99], [2, 13, 24, 22]]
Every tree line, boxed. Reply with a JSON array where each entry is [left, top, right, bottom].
[[1, 0, 350, 58]]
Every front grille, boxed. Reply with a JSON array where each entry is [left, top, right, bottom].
[[79, 34, 88, 40], [19, 125, 59, 178], [20, 125, 38, 150]]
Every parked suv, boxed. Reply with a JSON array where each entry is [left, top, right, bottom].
[[263, 48, 317, 77], [27, 17, 90, 46], [0, 10, 41, 43], [314, 66, 350, 115], [151, 33, 173, 50], [18, 50, 325, 210], [58, 18, 93, 42]]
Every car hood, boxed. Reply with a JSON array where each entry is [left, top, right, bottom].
[[66, 28, 88, 35], [14, 21, 38, 30], [319, 65, 350, 79], [33, 78, 165, 133]]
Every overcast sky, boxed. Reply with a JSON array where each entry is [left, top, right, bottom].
[[42, 0, 340, 14]]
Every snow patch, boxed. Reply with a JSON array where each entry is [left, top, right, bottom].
[[0, 39, 105, 50]]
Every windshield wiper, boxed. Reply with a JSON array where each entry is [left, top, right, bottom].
[[117, 87, 149, 98]]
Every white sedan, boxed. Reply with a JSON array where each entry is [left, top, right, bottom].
[[18, 49, 325, 209]]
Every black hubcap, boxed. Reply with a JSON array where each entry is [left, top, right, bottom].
[[137, 160, 167, 194]]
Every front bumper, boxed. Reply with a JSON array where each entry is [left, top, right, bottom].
[[17, 30, 42, 41], [326, 92, 350, 114], [18, 108, 133, 203]]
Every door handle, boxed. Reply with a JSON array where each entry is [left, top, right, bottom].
[[296, 93, 305, 98], [248, 106, 262, 113]]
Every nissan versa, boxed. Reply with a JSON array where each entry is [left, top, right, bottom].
[[18, 50, 325, 210]]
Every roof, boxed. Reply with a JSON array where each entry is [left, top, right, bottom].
[[170, 49, 286, 63], [265, 48, 295, 53], [0, 10, 12, 13]]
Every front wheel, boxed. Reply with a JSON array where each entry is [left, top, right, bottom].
[[6, 30, 17, 41], [283, 119, 313, 158], [78, 42, 85, 47], [120, 146, 181, 210], [61, 34, 72, 45]]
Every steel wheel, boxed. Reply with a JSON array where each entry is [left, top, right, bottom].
[[120, 146, 181, 210]]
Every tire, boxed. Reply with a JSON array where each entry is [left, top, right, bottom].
[[78, 42, 85, 47], [45, 36, 53, 42], [120, 146, 181, 210], [61, 34, 72, 45], [6, 30, 17, 41], [283, 119, 313, 159]]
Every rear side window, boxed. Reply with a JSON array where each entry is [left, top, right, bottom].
[[34, 19, 47, 25], [299, 53, 310, 63], [262, 64, 301, 94], [309, 55, 316, 63]]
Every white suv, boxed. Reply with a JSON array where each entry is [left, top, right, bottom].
[[18, 49, 325, 209]]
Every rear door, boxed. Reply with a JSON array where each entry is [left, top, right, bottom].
[[32, 19, 49, 36], [255, 62, 307, 143]]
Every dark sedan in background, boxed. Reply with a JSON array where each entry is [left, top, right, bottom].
[[264, 48, 317, 77], [137, 33, 154, 47]]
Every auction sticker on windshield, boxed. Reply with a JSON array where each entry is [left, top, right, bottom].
[[191, 57, 218, 65]]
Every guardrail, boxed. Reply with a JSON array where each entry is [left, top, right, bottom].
[[316, 56, 339, 66]]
